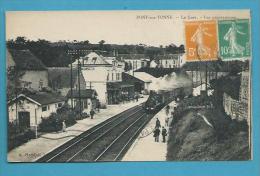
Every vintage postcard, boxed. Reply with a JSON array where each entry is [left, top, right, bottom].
[[6, 10, 251, 162]]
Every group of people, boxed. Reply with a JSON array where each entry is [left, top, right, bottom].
[[153, 118, 168, 143], [153, 105, 172, 143]]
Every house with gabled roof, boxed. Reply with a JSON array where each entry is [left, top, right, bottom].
[[8, 92, 66, 130], [8, 49, 48, 91], [71, 52, 126, 107]]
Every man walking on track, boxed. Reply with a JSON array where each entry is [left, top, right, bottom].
[[162, 126, 167, 143]]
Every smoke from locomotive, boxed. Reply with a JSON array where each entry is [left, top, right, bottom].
[[149, 72, 192, 92], [144, 72, 193, 113]]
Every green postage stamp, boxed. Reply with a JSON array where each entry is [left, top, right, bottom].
[[218, 19, 251, 60]]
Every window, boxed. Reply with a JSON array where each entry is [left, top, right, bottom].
[[42, 106, 47, 112], [92, 57, 97, 63], [83, 57, 89, 65], [112, 73, 114, 81]]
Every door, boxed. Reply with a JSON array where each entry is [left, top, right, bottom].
[[18, 111, 30, 131]]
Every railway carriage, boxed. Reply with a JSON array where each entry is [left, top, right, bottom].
[[144, 86, 192, 113]]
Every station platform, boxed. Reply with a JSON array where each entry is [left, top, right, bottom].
[[8, 97, 148, 162], [123, 100, 177, 161]]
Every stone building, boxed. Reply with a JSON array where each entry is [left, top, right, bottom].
[[223, 71, 250, 123]]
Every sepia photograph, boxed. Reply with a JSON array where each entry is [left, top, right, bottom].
[[6, 10, 251, 162]]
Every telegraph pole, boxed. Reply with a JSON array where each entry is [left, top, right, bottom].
[[68, 49, 87, 116], [77, 58, 82, 117], [68, 50, 74, 110]]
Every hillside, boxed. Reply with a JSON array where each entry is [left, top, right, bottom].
[[167, 97, 250, 161]]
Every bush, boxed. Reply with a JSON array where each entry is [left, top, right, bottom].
[[8, 123, 35, 151], [39, 113, 63, 132], [39, 110, 77, 132]]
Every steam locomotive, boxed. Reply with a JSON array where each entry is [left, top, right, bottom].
[[143, 86, 192, 113]]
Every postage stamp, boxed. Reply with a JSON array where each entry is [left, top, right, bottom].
[[218, 19, 251, 59], [185, 20, 218, 62]]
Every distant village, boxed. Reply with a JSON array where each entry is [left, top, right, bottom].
[[6, 38, 250, 153]]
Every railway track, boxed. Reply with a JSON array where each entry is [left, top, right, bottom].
[[37, 104, 154, 162]]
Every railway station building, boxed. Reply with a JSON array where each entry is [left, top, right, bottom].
[[71, 52, 134, 107]]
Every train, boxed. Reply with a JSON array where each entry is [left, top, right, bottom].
[[143, 86, 193, 113]]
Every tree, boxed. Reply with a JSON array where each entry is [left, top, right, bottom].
[[15, 37, 27, 46], [99, 40, 105, 46], [7, 67, 25, 100], [83, 40, 90, 45]]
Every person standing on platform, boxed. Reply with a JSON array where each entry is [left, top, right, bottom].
[[90, 109, 95, 119], [155, 118, 161, 129], [135, 94, 139, 102], [162, 126, 167, 143], [153, 127, 160, 142], [165, 117, 169, 127], [62, 120, 66, 132], [165, 105, 170, 116]]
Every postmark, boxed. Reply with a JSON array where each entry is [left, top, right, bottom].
[[218, 19, 251, 59], [185, 20, 218, 62]]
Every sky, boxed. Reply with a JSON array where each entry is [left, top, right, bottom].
[[6, 10, 250, 47]]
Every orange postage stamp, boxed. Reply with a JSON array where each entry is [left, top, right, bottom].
[[185, 20, 218, 61]]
